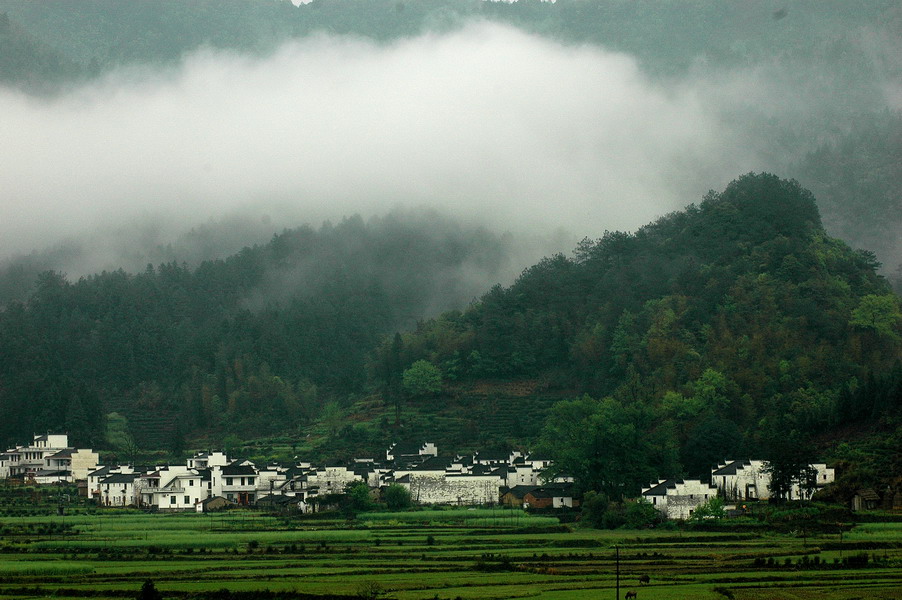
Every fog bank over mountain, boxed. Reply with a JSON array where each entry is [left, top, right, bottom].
[[1, 24, 756, 270], [0, 18, 898, 281]]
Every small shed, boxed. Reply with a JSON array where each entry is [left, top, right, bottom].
[[851, 489, 880, 511], [197, 496, 233, 513]]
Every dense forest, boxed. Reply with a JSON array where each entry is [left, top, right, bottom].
[[1, 3, 900, 496], [0, 212, 517, 450], [369, 174, 902, 492], [1, 174, 899, 496]]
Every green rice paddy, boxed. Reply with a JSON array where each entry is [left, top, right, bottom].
[[0, 509, 899, 599]]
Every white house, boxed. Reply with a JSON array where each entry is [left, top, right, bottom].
[[1, 434, 72, 480], [304, 465, 361, 495], [386, 442, 438, 462], [398, 472, 502, 505], [187, 451, 230, 471], [87, 465, 135, 499], [98, 472, 139, 506], [711, 460, 835, 501], [139, 468, 205, 511], [42, 448, 99, 482], [642, 479, 719, 520], [211, 462, 259, 505]]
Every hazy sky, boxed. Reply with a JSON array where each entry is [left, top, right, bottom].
[[0, 22, 868, 269]]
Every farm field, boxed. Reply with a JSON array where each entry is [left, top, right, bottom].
[[0, 508, 900, 599]]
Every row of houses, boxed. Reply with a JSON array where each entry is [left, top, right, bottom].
[[642, 460, 836, 519], [0, 434, 99, 484], [4, 434, 838, 519], [80, 441, 575, 512]]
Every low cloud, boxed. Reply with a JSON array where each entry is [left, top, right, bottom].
[[0, 22, 877, 272]]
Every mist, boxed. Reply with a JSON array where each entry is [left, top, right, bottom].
[[0, 21, 897, 279]]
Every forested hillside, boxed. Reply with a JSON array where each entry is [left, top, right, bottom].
[[0, 2, 899, 492], [0, 212, 517, 451], [371, 174, 902, 487], [0, 173, 898, 492]]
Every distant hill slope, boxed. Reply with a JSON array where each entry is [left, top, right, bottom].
[[0, 211, 525, 450], [369, 174, 902, 475]]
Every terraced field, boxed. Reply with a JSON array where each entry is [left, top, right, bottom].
[[0, 509, 900, 599]]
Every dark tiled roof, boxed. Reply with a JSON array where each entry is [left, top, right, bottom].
[[100, 473, 138, 485], [503, 485, 540, 498], [256, 494, 294, 505], [475, 450, 510, 461], [711, 460, 751, 476], [391, 442, 426, 456], [221, 464, 257, 476], [33, 469, 68, 477], [856, 489, 880, 501], [411, 456, 453, 471], [88, 466, 115, 477], [47, 449, 74, 458], [642, 479, 679, 496]]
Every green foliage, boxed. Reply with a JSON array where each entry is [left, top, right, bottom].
[[763, 426, 819, 502], [0, 212, 512, 448], [390, 174, 900, 486], [850, 294, 902, 340], [402, 360, 442, 397], [689, 497, 726, 524], [539, 395, 674, 499], [136, 579, 163, 600], [581, 493, 660, 529], [105, 412, 138, 460], [345, 481, 373, 513], [624, 499, 661, 529], [382, 484, 412, 511]]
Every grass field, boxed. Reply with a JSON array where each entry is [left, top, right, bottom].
[[0, 508, 900, 599]]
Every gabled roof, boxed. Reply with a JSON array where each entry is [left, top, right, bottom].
[[256, 494, 295, 505], [711, 460, 752, 476], [33, 469, 68, 477], [391, 442, 426, 456], [503, 485, 540, 499], [470, 465, 494, 476], [855, 489, 880, 501], [88, 465, 115, 478], [100, 473, 138, 485], [526, 454, 551, 462], [47, 449, 74, 459], [410, 456, 453, 471], [642, 479, 679, 496], [221, 463, 257, 476], [525, 488, 564, 500], [475, 449, 510, 461]]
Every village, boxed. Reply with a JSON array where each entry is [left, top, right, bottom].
[[1, 433, 838, 519]]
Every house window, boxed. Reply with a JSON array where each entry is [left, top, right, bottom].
[[226, 478, 233, 486], [184, 496, 190, 504], [248, 478, 254, 485], [170, 496, 176, 504], [652, 497, 656, 505], [227, 493, 234, 501], [189, 480, 194, 486]]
